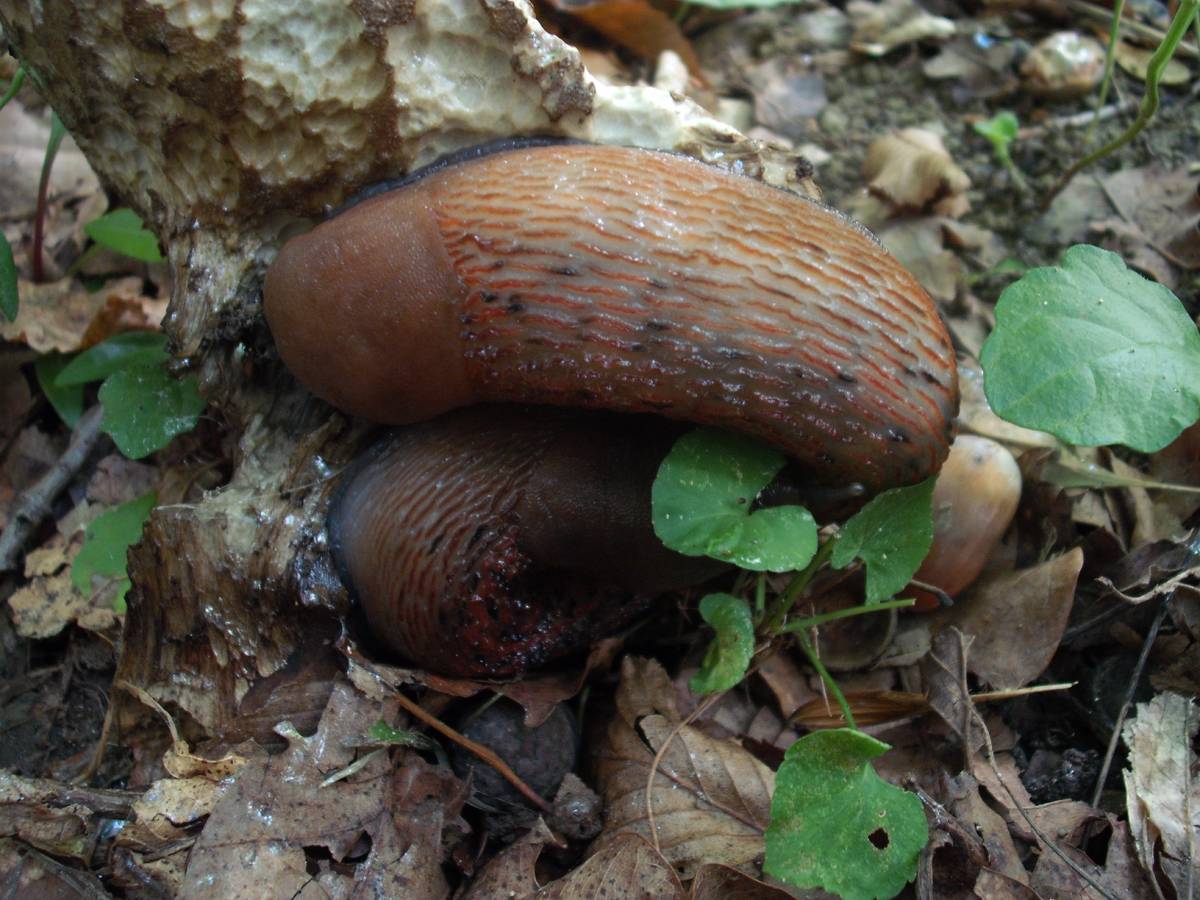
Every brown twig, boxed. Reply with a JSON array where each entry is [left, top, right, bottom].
[[947, 631, 1122, 900], [645, 688, 729, 854], [391, 689, 553, 815], [0, 404, 106, 573], [1090, 596, 1170, 808]]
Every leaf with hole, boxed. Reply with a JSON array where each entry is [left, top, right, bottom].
[[652, 428, 817, 572], [831, 479, 934, 604], [981, 244, 1200, 451], [765, 728, 927, 900]]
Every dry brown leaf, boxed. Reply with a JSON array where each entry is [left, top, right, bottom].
[[0, 101, 100, 221], [591, 657, 774, 879], [1123, 692, 1200, 897], [1101, 165, 1200, 271], [972, 867, 1041, 898], [1114, 41, 1190, 85], [875, 217, 962, 303], [946, 774, 1029, 887], [848, 0, 955, 56], [546, 0, 705, 81], [858, 129, 970, 223], [539, 832, 685, 899], [179, 681, 466, 899], [0, 276, 155, 354], [1025, 803, 1157, 899], [463, 819, 562, 898], [689, 863, 795, 898], [934, 548, 1082, 689]]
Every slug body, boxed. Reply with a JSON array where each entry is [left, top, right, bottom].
[[330, 407, 727, 676], [269, 142, 961, 676], [265, 143, 957, 495]]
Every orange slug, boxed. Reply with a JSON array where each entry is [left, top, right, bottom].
[[264, 142, 957, 496], [266, 141, 960, 676]]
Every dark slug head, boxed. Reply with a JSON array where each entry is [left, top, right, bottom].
[[327, 407, 728, 677]]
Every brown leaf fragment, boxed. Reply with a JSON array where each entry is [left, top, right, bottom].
[[539, 832, 685, 899], [462, 819, 562, 899], [934, 548, 1082, 689], [590, 657, 774, 879], [1123, 692, 1200, 898], [0, 837, 109, 899], [857, 129, 970, 225], [689, 863, 796, 899], [924, 629, 983, 754], [848, 0, 955, 56], [946, 773, 1029, 886], [179, 681, 465, 900], [1101, 165, 1200, 270], [547, 0, 705, 81], [1025, 805, 1157, 900], [973, 867, 1041, 897]]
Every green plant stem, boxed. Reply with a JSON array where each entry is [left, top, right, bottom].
[[1046, 0, 1198, 208], [32, 113, 67, 283], [0, 66, 25, 113], [780, 597, 915, 634], [1088, 0, 1127, 144], [754, 572, 767, 621], [795, 630, 856, 731], [1094, 0, 1128, 135], [761, 536, 837, 635]]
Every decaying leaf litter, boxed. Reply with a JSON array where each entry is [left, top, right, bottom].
[[1, 0, 1198, 895]]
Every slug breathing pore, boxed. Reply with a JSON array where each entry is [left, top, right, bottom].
[[265, 142, 960, 677]]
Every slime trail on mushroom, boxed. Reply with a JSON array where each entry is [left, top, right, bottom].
[[265, 142, 960, 676]]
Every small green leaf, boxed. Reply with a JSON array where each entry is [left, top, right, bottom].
[[1, 232, 18, 322], [55, 332, 168, 386], [652, 428, 818, 571], [0, 66, 26, 114], [98, 364, 204, 459], [689, 593, 755, 694], [973, 111, 1019, 149], [981, 244, 1200, 452], [765, 729, 928, 900], [368, 720, 438, 751], [831, 479, 934, 604], [34, 353, 85, 427], [84, 208, 164, 263], [72, 492, 156, 599]]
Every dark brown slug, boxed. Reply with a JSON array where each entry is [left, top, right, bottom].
[[329, 407, 728, 677], [267, 142, 961, 677]]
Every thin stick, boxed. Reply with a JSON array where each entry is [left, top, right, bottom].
[[645, 689, 727, 854], [948, 631, 1123, 900], [1045, 0, 1199, 206], [0, 404, 105, 573], [1090, 597, 1170, 808], [391, 689, 552, 814]]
